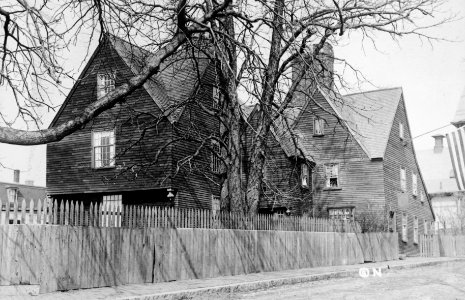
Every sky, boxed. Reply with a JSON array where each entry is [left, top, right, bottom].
[[0, 1, 465, 186]]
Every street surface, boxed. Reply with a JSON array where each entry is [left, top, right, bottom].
[[212, 261, 465, 300]]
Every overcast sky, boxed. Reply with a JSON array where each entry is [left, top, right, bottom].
[[1, 1, 465, 186]]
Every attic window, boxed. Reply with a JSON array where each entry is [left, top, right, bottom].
[[400, 167, 406, 192], [97, 73, 115, 99], [399, 122, 404, 140], [313, 117, 325, 136]]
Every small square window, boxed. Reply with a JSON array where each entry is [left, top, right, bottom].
[[313, 117, 325, 136], [325, 163, 339, 188], [97, 73, 116, 99]]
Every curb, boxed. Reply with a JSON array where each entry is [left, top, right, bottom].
[[117, 258, 465, 300]]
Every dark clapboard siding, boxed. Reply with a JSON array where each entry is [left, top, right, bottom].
[[47, 41, 174, 199], [170, 64, 221, 209], [383, 95, 434, 255], [294, 90, 386, 217]]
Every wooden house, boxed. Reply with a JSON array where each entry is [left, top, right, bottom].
[[47, 35, 222, 211]]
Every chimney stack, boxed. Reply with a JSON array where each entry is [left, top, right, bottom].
[[433, 134, 445, 153], [13, 169, 20, 183]]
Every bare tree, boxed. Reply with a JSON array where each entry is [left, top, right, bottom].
[[0, 0, 451, 214]]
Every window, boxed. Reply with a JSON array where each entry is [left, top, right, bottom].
[[97, 73, 115, 99], [413, 216, 418, 244], [102, 194, 122, 227], [419, 192, 425, 203], [301, 164, 309, 188], [211, 195, 220, 215], [424, 220, 428, 235], [400, 168, 406, 192], [212, 87, 222, 109], [399, 122, 404, 139], [325, 163, 339, 188], [313, 117, 325, 136], [412, 173, 418, 196], [211, 140, 221, 173], [92, 131, 115, 168], [6, 187, 17, 203], [389, 211, 396, 232], [402, 213, 408, 242], [328, 207, 354, 221]]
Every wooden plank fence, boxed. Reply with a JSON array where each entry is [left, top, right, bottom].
[[0, 198, 361, 233], [420, 233, 465, 257], [0, 225, 397, 293]]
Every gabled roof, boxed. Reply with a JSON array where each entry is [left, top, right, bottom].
[[0, 181, 47, 209], [109, 35, 211, 123], [452, 86, 465, 127], [334, 87, 403, 159]]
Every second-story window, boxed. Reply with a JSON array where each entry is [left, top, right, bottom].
[[97, 73, 115, 99], [412, 173, 418, 196], [211, 140, 221, 173], [301, 164, 309, 188], [400, 167, 406, 192], [402, 213, 408, 242], [313, 117, 325, 136], [399, 122, 404, 140], [92, 130, 115, 168], [212, 87, 222, 109], [325, 163, 339, 188]]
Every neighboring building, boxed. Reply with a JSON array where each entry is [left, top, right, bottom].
[[47, 35, 221, 211], [417, 86, 465, 232], [0, 170, 47, 224]]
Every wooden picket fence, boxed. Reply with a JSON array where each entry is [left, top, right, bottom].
[[0, 198, 361, 233], [419, 234, 439, 257], [420, 233, 465, 257]]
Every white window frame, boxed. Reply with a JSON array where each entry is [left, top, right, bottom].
[[97, 73, 116, 99], [211, 195, 220, 215], [101, 194, 122, 227], [424, 219, 428, 235], [413, 216, 419, 244], [211, 140, 221, 174], [212, 86, 222, 109], [412, 173, 418, 196], [6, 187, 17, 204], [92, 130, 116, 168], [399, 122, 404, 140], [328, 207, 354, 221], [301, 164, 309, 188], [313, 117, 325, 136], [400, 167, 406, 192], [402, 213, 408, 242], [325, 163, 339, 188]]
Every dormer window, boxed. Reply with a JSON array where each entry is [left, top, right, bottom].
[[399, 122, 404, 140], [301, 164, 309, 188], [313, 117, 325, 136], [97, 73, 115, 99]]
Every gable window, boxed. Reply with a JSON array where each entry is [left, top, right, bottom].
[[97, 73, 115, 99], [211, 140, 221, 173], [399, 122, 404, 139], [400, 167, 406, 192], [313, 117, 325, 136], [413, 216, 419, 244], [328, 207, 354, 221], [301, 164, 309, 188], [325, 163, 339, 188], [402, 213, 408, 242], [211, 195, 220, 215], [102, 194, 122, 227], [92, 130, 115, 168], [412, 173, 418, 196]]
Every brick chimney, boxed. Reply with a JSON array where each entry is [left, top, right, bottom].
[[13, 169, 20, 183], [291, 43, 334, 108], [433, 134, 445, 153]]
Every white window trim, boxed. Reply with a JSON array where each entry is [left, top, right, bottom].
[[413, 216, 419, 244], [328, 207, 354, 221], [412, 173, 418, 196], [313, 117, 325, 136], [400, 167, 406, 192], [102, 194, 122, 227], [424, 220, 428, 235], [97, 72, 116, 99], [211, 195, 220, 215], [399, 122, 404, 140], [301, 164, 309, 188], [212, 86, 222, 109], [92, 130, 116, 169], [325, 163, 340, 189], [402, 213, 408, 242]]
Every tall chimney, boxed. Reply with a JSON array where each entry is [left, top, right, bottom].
[[433, 134, 445, 153], [13, 169, 20, 183]]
